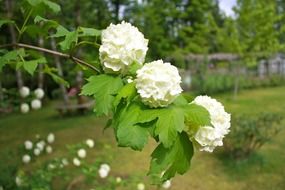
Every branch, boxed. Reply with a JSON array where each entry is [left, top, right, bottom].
[[0, 43, 100, 73]]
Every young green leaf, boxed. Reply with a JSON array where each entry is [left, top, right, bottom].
[[81, 74, 123, 116], [138, 105, 185, 148], [59, 31, 78, 51], [22, 57, 46, 75], [113, 82, 137, 109], [184, 103, 211, 128], [149, 132, 194, 181], [78, 27, 101, 37]]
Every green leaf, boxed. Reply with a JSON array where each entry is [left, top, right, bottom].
[[43, 0, 61, 13], [0, 19, 14, 29], [113, 82, 137, 109], [116, 104, 148, 150], [0, 49, 25, 72], [184, 103, 211, 128], [138, 105, 185, 148], [22, 57, 46, 75], [59, 31, 78, 51], [173, 94, 188, 106], [51, 25, 69, 37], [149, 132, 194, 181], [44, 65, 69, 87], [81, 74, 123, 116], [78, 27, 101, 37]]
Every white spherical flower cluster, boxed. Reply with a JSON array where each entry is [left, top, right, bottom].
[[15, 176, 22, 187], [99, 21, 148, 74], [47, 133, 55, 144], [34, 88, 44, 99], [98, 163, 111, 178], [116, 177, 122, 183], [135, 60, 183, 108], [73, 158, 81, 166], [77, 149, 86, 158], [20, 103, 29, 114], [22, 154, 31, 164], [19, 86, 30, 98], [191, 95, 231, 152], [137, 183, 145, 190], [162, 180, 171, 189], [34, 148, 41, 156], [31, 99, 42, 110], [24, 140, 33, 150], [86, 139, 94, 148], [46, 145, 53, 154], [36, 140, 45, 151]]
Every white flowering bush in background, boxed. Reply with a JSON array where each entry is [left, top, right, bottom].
[[18, 87, 45, 114], [14, 136, 168, 190]]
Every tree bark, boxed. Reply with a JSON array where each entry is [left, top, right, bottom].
[[50, 38, 70, 106], [5, 0, 24, 89], [38, 36, 45, 89]]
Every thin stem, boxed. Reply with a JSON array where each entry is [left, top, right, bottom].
[[17, 8, 33, 41], [0, 43, 100, 73]]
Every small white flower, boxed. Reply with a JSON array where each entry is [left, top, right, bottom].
[[22, 154, 31, 164], [47, 133, 55, 143], [34, 148, 41, 156], [36, 141, 45, 151], [34, 88, 44, 99], [127, 78, 133, 83], [135, 60, 182, 108], [19, 86, 30, 98], [99, 21, 148, 74], [46, 145, 53, 154], [24, 140, 33, 150], [77, 149, 86, 158], [162, 180, 171, 189], [20, 103, 29, 114], [100, 163, 110, 172], [116, 177, 122, 183], [48, 163, 55, 170], [31, 99, 42, 110], [98, 168, 109, 178], [62, 158, 69, 166], [73, 158, 81, 166], [86, 139, 94, 148], [15, 176, 22, 186], [190, 95, 231, 152], [137, 183, 145, 190]]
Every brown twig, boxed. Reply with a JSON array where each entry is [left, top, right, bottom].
[[0, 43, 100, 73]]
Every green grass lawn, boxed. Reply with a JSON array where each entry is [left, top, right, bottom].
[[0, 86, 285, 190]]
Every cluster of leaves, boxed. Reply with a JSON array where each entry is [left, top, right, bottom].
[[81, 73, 211, 182], [223, 113, 283, 160]]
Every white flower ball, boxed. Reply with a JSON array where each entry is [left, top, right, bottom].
[[73, 158, 81, 166], [22, 154, 31, 164], [162, 180, 171, 189], [20, 103, 29, 114], [34, 148, 41, 156], [31, 99, 41, 110], [99, 21, 148, 74], [191, 95, 231, 152], [36, 141, 45, 151], [135, 60, 183, 108], [62, 158, 69, 166], [137, 183, 145, 190], [98, 168, 109, 178], [100, 163, 110, 172], [46, 145, 53, 154], [47, 133, 55, 143], [19, 86, 30, 98], [77, 149, 86, 158], [15, 176, 22, 186], [34, 88, 44, 99], [48, 164, 55, 170], [116, 177, 122, 183], [86, 139, 94, 148], [24, 140, 33, 150]]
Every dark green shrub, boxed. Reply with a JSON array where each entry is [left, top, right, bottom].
[[224, 113, 283, 160]]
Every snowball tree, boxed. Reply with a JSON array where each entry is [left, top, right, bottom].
[[0, 0, 231, 183]]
